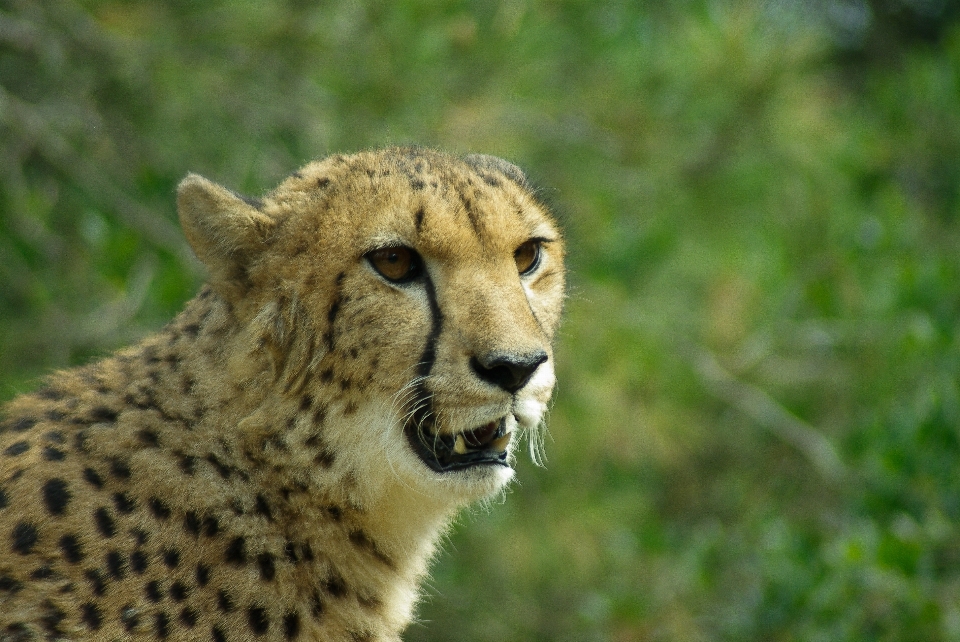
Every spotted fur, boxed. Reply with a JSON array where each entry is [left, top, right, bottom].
[[0, 148, 565, 641]]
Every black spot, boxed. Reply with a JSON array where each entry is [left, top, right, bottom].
[[4, 441, 29, 456], [37, 387, 64, 401], [155, 611, 170, 638], [203, 515, 220, 537], [285, 541, 298, 563], [283, 611, 301, 639], [113, 492, 136, 513], [75, 430, 90, 453], [30, 565, 54, 579], [137, 429, 160, 447], [84, 568, 107, 596], [45, 409, 65, 421], [11, 417, 36, 432], [121, 605, 140, 631], [110, 458, 132, 479], [316, 176, 330, 188], [217, 589, 235, 612], [183, 322, 201, 336], [44, 430, 65, 443], [313, 449, 335, 468], [410, 178, 425, 190], [79, 465, 99, 488], [205, 453, 231, 479], [0, 487, 7, 510], [248, 605, 269, 635], [130, 550, 148, 574], [170, 581, 189, 601], [325, 505, 342, 522], [414, 207, 426, 231], [106, 550, 126, 579], [132, 528, 149, 546], [196, 563, 211, 586], [59, 533, 84, 563], [212, 625, 227, 642], [299, 394, 313, 412], [80, 602, 102, 630], [146, 580, 164, 602], [42, 478, 71, 515], [178, 453, 197, 475], [42, 446, 65, 461], [255, 495, 274, 521], [180, 606, 198, 628], [184, 511, 202, 536], [310, 591, 323, 619], [324, 574, 347, 598], [94, 507, 116, 538], [12, 522, 38, 554], [149, 497, 171, 520], [0, 575, 23, 593], [225, 537, 247, 565], [39, 601, 66, 635], [89, 406, 118, 423], [163, 548, 180, 569], [300, 542, 314, 562], [349, 529, 373, 550], [313, 405, 327, 425], [257, 552, 276, 581]]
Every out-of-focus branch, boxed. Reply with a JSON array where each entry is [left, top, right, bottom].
[[694, 348, 846, 483]]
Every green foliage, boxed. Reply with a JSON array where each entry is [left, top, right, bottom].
[[2, 1, 960, 639]]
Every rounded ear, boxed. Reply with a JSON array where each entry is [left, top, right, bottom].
[[177, 173, 276, 297]]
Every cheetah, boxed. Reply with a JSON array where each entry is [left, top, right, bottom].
[[0, 148, 565, 641]]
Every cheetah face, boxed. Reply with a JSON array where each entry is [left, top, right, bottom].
[[178, 148, 565, 502], [363, 240, 557, 477]]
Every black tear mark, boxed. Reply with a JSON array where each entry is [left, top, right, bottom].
[[418, 271, 443, 378]]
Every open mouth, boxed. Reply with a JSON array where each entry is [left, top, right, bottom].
[[405, 415, 512, 473]]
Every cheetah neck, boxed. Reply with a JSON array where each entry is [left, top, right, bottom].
[[139, 290, 461, 635]]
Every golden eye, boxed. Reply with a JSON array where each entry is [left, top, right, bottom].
[[514, 239, 542, 275], [367, 246, 423, 283]]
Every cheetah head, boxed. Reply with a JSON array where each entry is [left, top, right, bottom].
[[177, 148, 565, 505]]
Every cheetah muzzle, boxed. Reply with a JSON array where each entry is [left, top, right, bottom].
[[0, 147, 565, 641]]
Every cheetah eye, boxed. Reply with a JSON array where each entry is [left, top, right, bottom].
[[367, 246, 424, 283], [514, 239, 542, 275]]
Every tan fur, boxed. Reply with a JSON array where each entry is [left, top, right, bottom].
[[0, 148, 565, 641]]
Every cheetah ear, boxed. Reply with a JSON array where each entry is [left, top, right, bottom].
[[177, 173, 276, 294], [462, 154, 528, 186]]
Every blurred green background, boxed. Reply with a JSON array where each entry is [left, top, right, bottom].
[[3, 0, 960, 639]]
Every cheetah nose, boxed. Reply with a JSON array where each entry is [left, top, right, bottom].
[[470, 350, 547, 394]]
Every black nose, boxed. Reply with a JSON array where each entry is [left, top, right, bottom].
[[470, 351, 548, 394]]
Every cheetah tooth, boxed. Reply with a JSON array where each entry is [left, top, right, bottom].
[[491, 433, 512, 452], [453, 435, 468, 455]]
